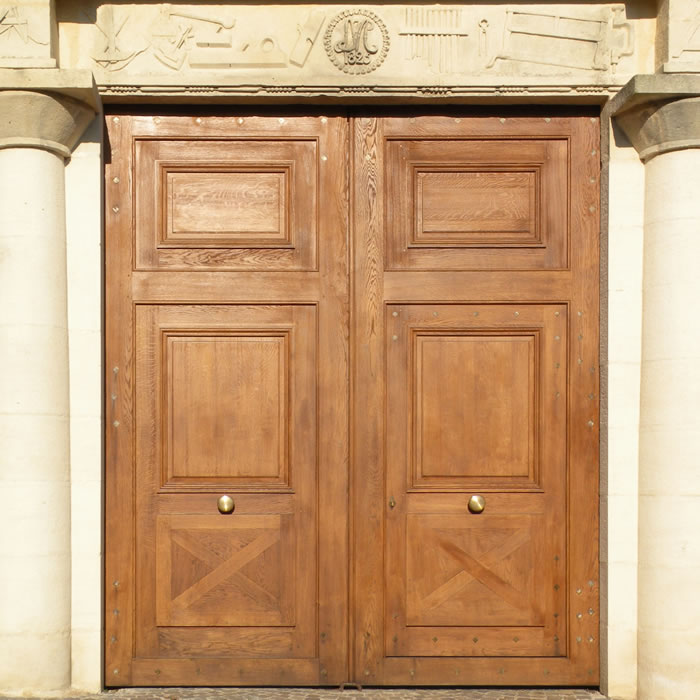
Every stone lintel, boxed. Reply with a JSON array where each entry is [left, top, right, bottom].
[[610, 73, 700, 162], [0, 70, 99, 159]]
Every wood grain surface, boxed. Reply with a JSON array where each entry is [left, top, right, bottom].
[[106, 115, 349, 686], [105, 112, 599, 688], [351, 115, 599, 686]]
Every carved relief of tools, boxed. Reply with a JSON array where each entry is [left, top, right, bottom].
[[400, 7, 469, 74], [290, 10, 325, 68], [486, 5, 633, 72], [0, 5, 48, 48], [93, 5, 147, 71]]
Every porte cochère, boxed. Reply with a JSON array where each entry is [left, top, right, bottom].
[[104, 113, 600, 687]]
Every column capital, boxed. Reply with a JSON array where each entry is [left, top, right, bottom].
[[0, 69, 99, 159], [610, 74, 700, 163]]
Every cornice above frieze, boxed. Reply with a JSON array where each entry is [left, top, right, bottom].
[[54, 2, 649, 99]]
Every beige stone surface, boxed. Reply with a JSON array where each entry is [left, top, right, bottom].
[[0, 85, 97, 695], [0, 67, 99, 107], [0, 0, 56, 68], [610, 83, 700, 699], [0, 88, 95, 157], [65, 121, 103, 694], [616, 92, 700, 160], [598, 123, 644, 700]]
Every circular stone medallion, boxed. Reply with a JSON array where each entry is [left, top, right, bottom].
[[324, 9, 389, 74]]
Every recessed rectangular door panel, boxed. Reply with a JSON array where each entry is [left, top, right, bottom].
[[385, 303, 567, 658], [385, 135, 568, 270], [134, 133, 317, 270], [134, 304, 316, 657]]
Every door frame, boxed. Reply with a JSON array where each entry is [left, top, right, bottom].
[[103, 106, 601, 688]]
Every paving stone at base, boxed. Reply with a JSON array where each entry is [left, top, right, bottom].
[[1, 688, 608, 700]]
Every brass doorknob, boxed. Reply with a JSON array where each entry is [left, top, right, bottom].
[[217, 495, 235, 514], [468, 495, 485, 514]]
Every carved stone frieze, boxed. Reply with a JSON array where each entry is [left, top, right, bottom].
[[55, 2, 646, 99], [98, 82, 619, 102]]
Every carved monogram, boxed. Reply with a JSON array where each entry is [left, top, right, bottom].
[[324, 9, 389, 74]]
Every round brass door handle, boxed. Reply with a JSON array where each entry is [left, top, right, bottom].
[[468, 495, 485, 514], [217, 495, 235, 514]]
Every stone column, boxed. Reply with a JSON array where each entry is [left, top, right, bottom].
[[0, 87, 94, 693], [612, 75, 700, 700]]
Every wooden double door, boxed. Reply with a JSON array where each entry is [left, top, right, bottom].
[[105, 112, 599, 687]]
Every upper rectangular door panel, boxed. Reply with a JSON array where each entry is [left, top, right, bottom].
[[135, 137, 318, 270], [384, 120, 569, 271]]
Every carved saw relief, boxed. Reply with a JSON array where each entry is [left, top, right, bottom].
[[486, 5, 634, 72]]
